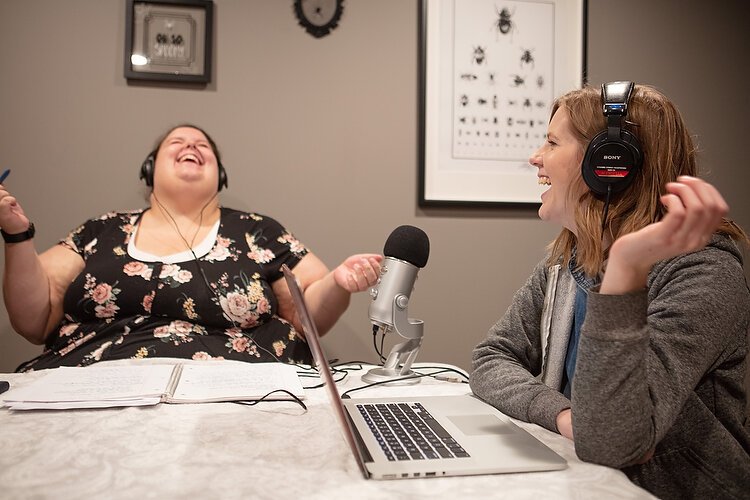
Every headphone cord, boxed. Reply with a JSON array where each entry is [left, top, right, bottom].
[[149, 193, 285, 363], [601, 184, 612, 234], [152, 191, 217, 248]]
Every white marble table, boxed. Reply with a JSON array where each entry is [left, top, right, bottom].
[[0, 360, 654, 499]]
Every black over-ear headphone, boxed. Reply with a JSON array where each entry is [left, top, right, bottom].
[[581, 81, 643, 196], [139, 151, 229, 191]]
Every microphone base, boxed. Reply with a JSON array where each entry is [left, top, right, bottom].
[[362, 367, 421, 386]]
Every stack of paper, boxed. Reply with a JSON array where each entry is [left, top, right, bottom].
[[2, 362, 305, 410]]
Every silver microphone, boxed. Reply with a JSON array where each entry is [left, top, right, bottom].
[[364, 225, 429, 385]]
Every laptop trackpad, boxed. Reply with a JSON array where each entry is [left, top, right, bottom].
[[447, 414, 515, 435]]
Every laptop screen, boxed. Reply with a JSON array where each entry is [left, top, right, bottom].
[[281, 264, 370, 478]]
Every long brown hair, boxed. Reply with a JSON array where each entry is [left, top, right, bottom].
[[547, 84, 746, 276]]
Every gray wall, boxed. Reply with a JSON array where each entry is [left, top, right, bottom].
[[1, 0, 748, 373]]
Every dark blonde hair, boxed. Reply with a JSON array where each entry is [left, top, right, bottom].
[[547, 84, 746, 276]]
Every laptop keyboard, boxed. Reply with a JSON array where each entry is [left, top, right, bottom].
[[356, 402, 471, 461]]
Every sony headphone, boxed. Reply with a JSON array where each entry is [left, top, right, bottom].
[[139, 150, 229, 191], [581, 81, 643, 196]]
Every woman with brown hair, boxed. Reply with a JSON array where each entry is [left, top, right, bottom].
[[470, 83, 749, 498]]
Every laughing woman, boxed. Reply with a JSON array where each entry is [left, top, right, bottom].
[[470, 83, 750, 499], [1, 124, 381, 370]]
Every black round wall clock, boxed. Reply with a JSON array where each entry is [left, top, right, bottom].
[[294, 0, 344, 38]]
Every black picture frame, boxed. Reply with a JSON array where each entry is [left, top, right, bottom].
[[418, 0, 588, 208], [124, 0, 213, 83]]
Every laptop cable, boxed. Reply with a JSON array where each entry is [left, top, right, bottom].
[[232, 389, 307, 411]]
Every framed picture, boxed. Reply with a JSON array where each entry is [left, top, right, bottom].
[[124, 0, 213, 83], [418, 0, 587, 207]]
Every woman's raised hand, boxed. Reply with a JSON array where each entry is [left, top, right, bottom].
[[0, 182, 30, 235], [602, 176, 729, 294], [333, 254, 383, 293]]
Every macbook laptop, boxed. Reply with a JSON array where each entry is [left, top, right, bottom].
[[281, 265, 567, 480]]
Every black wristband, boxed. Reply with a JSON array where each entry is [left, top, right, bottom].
[[1, 222, 35, 243]]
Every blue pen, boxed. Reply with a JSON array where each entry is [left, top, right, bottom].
[[0, 169, 10, 184]]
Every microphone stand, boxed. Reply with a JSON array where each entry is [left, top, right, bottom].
[[363, 297, 424, 386]]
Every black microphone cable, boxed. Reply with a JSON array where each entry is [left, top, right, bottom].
[[338, 367, 470, 399], [372, 325, 387, 364]]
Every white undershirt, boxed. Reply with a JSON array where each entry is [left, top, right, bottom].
[[127, 219, 221, 264]]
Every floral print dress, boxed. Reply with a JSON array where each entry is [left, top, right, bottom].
[[16, 207, 311, 372]]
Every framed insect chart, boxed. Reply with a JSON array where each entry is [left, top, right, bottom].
[[419, 0, 587, 206]]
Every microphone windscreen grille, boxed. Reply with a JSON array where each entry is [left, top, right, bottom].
[[383, 225, 430, 268]]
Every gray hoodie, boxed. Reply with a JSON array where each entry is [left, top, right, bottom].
[[471, 235, 750, 499]]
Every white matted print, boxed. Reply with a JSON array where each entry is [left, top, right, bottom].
[[419, 0, 587, 206]]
